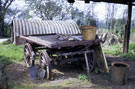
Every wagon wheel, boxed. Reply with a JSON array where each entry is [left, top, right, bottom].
[[88, 52, 96, 72], [24, 43, 35, 67], [40, 50, 51, 80]]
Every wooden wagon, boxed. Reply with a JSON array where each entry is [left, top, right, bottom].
[[11, 19, 108, 79]]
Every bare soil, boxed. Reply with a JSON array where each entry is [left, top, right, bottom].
[[5, 56, 135, 89]]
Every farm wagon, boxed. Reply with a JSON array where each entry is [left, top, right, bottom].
[[11, 19, 108, 79]]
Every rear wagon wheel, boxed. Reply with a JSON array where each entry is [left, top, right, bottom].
[[88, 53, 96, 72]]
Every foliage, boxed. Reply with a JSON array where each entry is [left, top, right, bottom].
[[0, 41, 24, 64], [3, 23, 11, 37], [121, 43, 135, 60], [94, 67, 100, 74], [103, 43, 135, 60], [78, 74, 88, 82], [25, 0, 65, 20], [0, 0, 15, 37], [121, 53, 135, 61]]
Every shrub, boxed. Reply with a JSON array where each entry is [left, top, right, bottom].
[[78, 74, 88, 82]]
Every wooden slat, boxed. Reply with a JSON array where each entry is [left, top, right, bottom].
[[73, 0, 135, 4], [20, 35, 97, 49], [93, 43, 109, 73]]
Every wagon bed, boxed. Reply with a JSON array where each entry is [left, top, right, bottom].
[[20, 35, 100, 49]]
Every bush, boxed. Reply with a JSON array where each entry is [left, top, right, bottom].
[[78, 74, 88, 82]]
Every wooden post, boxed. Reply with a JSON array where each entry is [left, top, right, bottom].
[[84, 52, 90, 78], [123, 25, 127, 53], [123, 2, 132, 53]]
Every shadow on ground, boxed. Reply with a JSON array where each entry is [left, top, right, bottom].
[[2, 56, 135, 89]]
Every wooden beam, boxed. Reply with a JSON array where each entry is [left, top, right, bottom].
[[67, 0, 75, 3], [123, 1, 132, 53]]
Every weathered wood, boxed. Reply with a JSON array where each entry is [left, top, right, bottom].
[[58, 50, 93, 56], [123, 25, 127, 53], [123, 2, 132, 53], [20, 35, 99, 49], [68, 0, 135, 5], [84, 52, 90, 78], [93, 43, 109, 73]]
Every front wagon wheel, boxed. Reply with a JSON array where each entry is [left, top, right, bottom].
[[24, 43, 35, 67], [40, 50, 51, 80]]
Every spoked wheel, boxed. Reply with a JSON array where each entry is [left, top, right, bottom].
[[40, 50, 51, 80], [24, 43, 35, 67], [87, 52, 96, 72]]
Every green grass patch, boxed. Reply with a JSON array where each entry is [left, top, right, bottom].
[[102, 44, 123, 55], [103, 43, 135, 60], [0, 41, 24, 64], [121, 43, 135, 60]]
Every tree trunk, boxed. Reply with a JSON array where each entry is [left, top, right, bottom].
[[111, 5, 115, 31], [0, 18, 5, 37], [0, 12, 5, 37]]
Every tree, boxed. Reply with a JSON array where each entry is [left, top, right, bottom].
[[105, 4, 118, 31], [25, 0, 65, 20], [0, 0, 14, 37], [69, 6, 84, 26], [84, 2, 97, 26]]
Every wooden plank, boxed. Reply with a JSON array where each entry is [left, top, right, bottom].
[[123, 2, 132, 53], [93, 43, 109, 73], [20, 35, 98, 49]]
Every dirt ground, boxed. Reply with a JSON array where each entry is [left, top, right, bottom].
[[5, 56, 135, 89]]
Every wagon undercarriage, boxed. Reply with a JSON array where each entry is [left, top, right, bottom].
[[23, 35, 100, 79]]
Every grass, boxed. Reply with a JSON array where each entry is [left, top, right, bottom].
[[102, 44, 123, 55], [0, 40, 131, 89], [0, 39, 134, 63], [0, 41, 24, 64], [121, 43, 135, 60], [102, 43, 135, 60]]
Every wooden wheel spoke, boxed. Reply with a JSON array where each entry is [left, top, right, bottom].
[[87, 53, 96, 72], [89, 60, 93, 64], [25, 48, 30, 55], [24, 43, 35, 67], [40, 50, 51, 80], [41, 56, 46, 63]]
